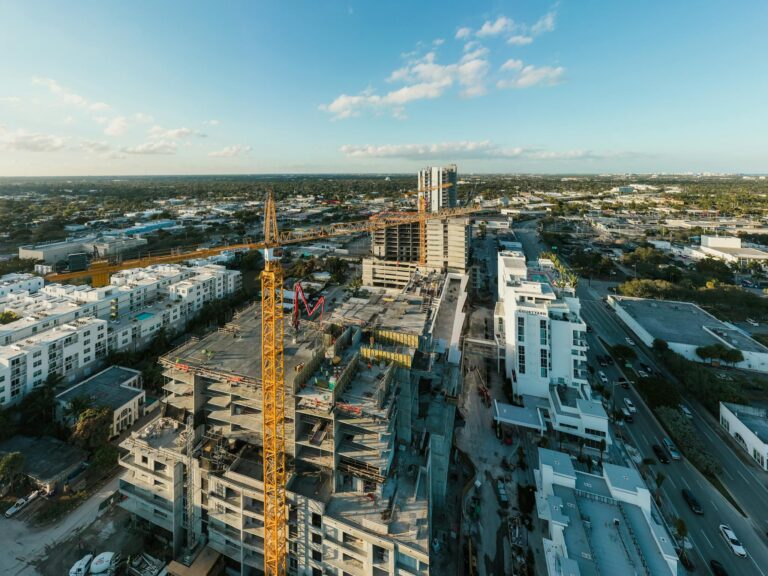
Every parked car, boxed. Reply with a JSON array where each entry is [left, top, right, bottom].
[[69, 554, 94, 576], [90, 552, 125, 575], [624, 398, 637, 414], [710, 560, 729, 576], [682, 489, 703, 514], [4, 490, 39, 518], [663, 437, 681, 460], [719, 524, 747, 557], [621, 406, 634, 423], [653, 444, 670, 464]]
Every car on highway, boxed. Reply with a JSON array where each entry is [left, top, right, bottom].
[[662, 437, 681, 460], [682, 489, 703, 514], [652, 444, 670, 464], [621, 406, 634, 423], [598, 371, 608, 385], [710, 560, 728, 576], [623, 398, 637, 414], [637, 368, 649, 378], [719, 524, 747, 557], [617, 376, 631, 389], [679, 404, 693, 419], [747, 317, 759, 327], [625, 337, 636, 346]]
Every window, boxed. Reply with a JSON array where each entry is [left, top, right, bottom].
[[540, 349, 548, 378], [540, 319, 548, 345], [518, 345, 526, 374], [517, 317, 525, 342], [311, 550, 322, 562]]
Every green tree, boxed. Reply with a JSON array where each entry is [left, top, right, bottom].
[[654, 472, 666, 504], [0, 311, 20, 325], [652, 339, 669, 353], [71, 407, 112, 450], [63, 395, 93, 423], [0, 452, 25, 489]]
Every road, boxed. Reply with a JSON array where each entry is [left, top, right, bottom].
[[0, 474, 120, 576], [514, 220, 768, 575]]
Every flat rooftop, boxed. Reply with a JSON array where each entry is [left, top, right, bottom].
[[0, 435, 87, 483], [57, 366, 143, 409], [167, 302, 320, 388], [615, 297, 768, 353], [133, 417, 190, 453], [331, 292, 429, 337]]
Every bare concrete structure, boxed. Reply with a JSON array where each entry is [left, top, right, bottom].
[[119, 278, 464, 575]]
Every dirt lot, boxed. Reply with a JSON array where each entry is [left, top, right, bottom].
[[35, 506, 144, 576]]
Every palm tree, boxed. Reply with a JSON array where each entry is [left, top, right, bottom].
[[64, 395, 93, 423]]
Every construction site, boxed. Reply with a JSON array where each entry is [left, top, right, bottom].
[[117, 169, 478, 576]]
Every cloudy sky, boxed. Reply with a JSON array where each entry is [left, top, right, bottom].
[[1, 0, 767, 176]]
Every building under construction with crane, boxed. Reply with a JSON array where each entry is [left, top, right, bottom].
[[119, 279, 463, 576], [118, 188, 469, 575]]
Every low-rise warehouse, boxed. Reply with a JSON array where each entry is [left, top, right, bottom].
[[610, 296, 768, 373], [0, 435, 88, 493], [720, 402, 768, 470]]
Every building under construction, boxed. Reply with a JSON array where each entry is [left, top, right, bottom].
[[118, 273, 465, 575]]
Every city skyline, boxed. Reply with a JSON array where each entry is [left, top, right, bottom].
[[1, 0, 767, 176]]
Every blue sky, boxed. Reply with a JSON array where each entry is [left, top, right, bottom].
[[0, 0, 766, 176]]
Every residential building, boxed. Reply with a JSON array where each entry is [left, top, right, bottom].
[[425, 218, 469, 273], [610, 296, 768, 373], [418, 164, 458, 213], [0, 273, 44, 298], [119, 278, 464, 575], [720, 402, 768, 470], [493, 251, 608, 445], [536, 448, 678, 575], [56, 366, 145, 438], [0, 317, 108, 406]]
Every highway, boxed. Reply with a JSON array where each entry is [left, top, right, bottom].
[[513, 220, 768, 575]]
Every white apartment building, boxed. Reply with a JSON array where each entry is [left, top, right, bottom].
[[0, 317, 108, 405], [0, 264, 241, 347], [418, 164, 458, 213], [0, 273, 44, 298], [493, 250, 609, 445]]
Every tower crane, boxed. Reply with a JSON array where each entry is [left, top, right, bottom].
[[261, 191, 287, 576]]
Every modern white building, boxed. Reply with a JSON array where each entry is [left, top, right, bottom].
[[56, 365, 145, 438], [0, 317, 108, 405], [418, 164, 458, 213], [0, 273, 44, 298], [720, 402, 768, 470], [493, 251, 609, 445], [536, 448, 678, 576], [0, 264, 241, 347], [684, 235, 768, 266], [610, 296, 768, 373]]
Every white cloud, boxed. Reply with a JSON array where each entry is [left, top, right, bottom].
[[80, 140, 112, 154], [0, 96, 22, 106], [133, 112, 154, 123], [149, 126, 206, 139], [62, 115, 76, 126], [532, 10, 557, 35], [122, 140, 177, 155], [507, 35, 533, 46], [325, 50, 489, 119], [498, 64, 565, 88], [0, 126, 67, 152], [32, 77, 111, 112], [208, 145, 252, 158], [104, 116, 129, 136], [433, 38, 445, 46], [500, 59, 524, 71], [340, 140, 605, 162], [204, 119, 221, 126], [477, 16, 516, 38], [455, 27, 472, 39]]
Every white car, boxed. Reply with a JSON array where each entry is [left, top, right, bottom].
[[598, 371, 608, 385], [637, 369, 649, 378], [719, 524, 747, 557], [4, 498, 26, 518], [625, 337, 636, 346], [624, 398, 637, 414]]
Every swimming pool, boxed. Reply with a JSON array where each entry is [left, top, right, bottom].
[[135, 312, 154, 321]]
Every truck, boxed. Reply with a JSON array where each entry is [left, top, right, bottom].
[[90, 552, 124, 575]]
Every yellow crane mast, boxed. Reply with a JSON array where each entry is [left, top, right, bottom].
[[261, 191, 287, 576]]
